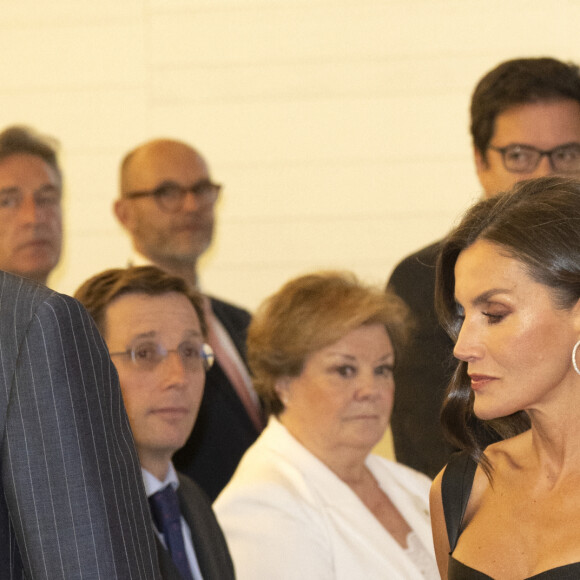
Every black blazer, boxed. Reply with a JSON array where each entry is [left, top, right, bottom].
[[173, 296, 261, 501], [387, 241, 457, 478], [155, 473, 235, 580]]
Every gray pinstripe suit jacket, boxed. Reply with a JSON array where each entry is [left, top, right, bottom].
[[0, 271, 161, 579]]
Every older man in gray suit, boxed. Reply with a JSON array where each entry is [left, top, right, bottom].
[[0, 269, 161, 579]]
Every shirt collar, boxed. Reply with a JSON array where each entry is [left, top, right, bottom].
[[142, 462, 180, 498]]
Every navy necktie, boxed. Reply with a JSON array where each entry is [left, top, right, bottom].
[[149, 485, 194, 580]]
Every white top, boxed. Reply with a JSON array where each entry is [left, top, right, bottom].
[[214, 418, 437, 580]]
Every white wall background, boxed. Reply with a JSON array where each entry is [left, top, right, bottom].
[[2, 0, 580, 310]]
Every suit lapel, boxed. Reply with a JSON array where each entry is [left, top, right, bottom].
[[177, 486, 212, 578], [153, 534, 183, 580]]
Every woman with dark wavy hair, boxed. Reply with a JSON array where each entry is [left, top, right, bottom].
[[430, 176, 580, 579]]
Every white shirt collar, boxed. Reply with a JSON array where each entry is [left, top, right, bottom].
[[142, 462, 180, 497]]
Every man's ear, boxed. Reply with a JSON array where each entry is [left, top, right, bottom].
[[473, 145, 487, 175], [473, 145, 497, 199], [114, 198, 131, 230]]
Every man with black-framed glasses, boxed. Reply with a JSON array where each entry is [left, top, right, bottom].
[[114, 138, 263, 501], [75, 265, 235, 580], [115, 139, 220, 289], [386, 57, 580, 479]]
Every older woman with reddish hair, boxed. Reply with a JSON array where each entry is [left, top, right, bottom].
[[214, 271, 437, 579]]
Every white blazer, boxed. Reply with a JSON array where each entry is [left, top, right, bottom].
[[214, 418, 436, 579]]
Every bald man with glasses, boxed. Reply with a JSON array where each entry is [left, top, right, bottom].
[[114, 139, 263, 501], [386, 57, 580, 479]]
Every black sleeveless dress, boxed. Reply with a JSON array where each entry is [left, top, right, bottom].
[[442, 452, 580, 579]]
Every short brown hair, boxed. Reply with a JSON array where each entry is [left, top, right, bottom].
[[248, 271, 410, 417], [74, 266, 207, 339]]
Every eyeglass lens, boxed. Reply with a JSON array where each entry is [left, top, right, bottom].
[[130, 340, 213, 371], [496, 144, 580, 173], [154, 181, 220, 212]]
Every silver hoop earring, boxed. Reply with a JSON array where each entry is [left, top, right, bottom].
[[573, 340, 580, 376]]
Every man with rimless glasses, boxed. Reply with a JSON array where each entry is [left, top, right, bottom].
[[386, 57, 580, 479], [75, 266, 235, 580], [114, 138, 263, 502]]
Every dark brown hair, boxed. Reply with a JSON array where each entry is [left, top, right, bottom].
[[436, 176, 580, 468], [471, 58, 580, 162]]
